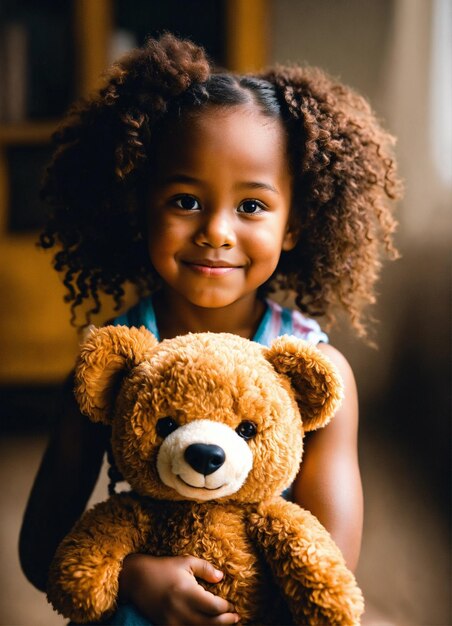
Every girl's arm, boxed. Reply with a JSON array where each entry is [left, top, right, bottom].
[[19, 373, 109, 591], [291, 343, 363, 571]]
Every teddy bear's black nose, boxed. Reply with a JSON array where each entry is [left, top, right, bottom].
[[184, 444, 226, 475]]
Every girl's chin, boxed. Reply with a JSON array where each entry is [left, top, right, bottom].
[[179, 288, 256, 310], [185, 295, 241, 309], [158, 280, 262, 310]]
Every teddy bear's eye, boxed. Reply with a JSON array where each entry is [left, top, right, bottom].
[[156, 416, 179, 438], [236, 421, 257, 441]]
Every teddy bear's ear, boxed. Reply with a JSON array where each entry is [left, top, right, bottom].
[[74, 325, 158, 424], [264, 336, 344, 432]]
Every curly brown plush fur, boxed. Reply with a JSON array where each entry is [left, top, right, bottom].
[[39, 33, 400, 338], [47, 327, 364, 625]]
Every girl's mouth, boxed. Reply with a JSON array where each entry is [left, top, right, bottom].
[[182, 260, 241, 276], [186, 264, 237, 276]]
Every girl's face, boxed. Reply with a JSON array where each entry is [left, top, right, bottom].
[[147, 104, 296, 310]]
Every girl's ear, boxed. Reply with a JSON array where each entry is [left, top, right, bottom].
[[264, 336, 343, 431], [281, 228, 298, 251], [281, 214, 300, 251], [75, 325, 159, 425]]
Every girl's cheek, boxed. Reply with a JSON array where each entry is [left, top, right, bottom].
[[250, 228, 287, 255]]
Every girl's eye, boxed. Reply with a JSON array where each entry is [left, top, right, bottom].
[[174, 196, 200, 211], [236, 421, 257, 440], [237, 200, 265, 215], [156, 416, 179, 438]]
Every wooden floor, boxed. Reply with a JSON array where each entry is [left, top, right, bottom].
[[0, 434, 449, 626]]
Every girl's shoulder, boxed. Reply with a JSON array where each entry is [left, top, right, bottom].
[[254, 299, 328, 347]]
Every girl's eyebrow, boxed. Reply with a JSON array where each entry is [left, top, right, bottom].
[[160, 174, 279, 195], [236, 181, 279, 194]]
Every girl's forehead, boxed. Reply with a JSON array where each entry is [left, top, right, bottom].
[[169, 104, 285, 142], [150, 104, 289, 180]]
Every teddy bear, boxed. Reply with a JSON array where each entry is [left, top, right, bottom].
[[47, 325, 364, 625]]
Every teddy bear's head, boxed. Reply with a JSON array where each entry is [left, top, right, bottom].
[[75, 327, 343, 503]]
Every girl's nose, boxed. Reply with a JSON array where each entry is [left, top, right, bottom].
[[194, 210, 236, 249]]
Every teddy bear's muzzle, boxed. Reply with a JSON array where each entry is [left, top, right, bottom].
[[156, 419, 253, 501]]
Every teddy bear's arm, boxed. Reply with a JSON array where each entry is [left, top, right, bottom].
[[47, 493, 150, 624], [248, 498, 364, 626]]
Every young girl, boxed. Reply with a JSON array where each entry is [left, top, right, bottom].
[[20, 34, 400, 625]]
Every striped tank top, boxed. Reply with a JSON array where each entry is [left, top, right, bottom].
[[113, 296, 328, 347]]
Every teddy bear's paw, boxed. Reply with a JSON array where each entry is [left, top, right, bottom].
[[301, 585, 364, 626], [47, 561, 119, 623]]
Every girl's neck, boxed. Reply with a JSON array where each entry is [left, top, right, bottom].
[[153, 290, 265, 340]]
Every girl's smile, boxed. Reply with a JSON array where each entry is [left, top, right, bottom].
[[147, 104, 296, 318], [182, 260, 241, 277]]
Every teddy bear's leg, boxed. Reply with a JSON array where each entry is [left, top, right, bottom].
[[248, 500, 364, 626]]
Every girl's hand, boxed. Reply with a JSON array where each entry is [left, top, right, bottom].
[[119, 554, 240, 625]]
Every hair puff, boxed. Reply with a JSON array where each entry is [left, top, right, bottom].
[[262, 66, 401, 337], [40, 34, 212, 322]]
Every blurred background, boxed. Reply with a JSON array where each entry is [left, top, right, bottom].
[[0, 0, 450, 624]]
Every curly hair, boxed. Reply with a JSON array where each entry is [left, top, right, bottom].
[[40, 33, 401, 338]]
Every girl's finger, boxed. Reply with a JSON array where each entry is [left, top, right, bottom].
[[183, 608, 240, 626], [187, 584, 237, 616], [187, 555, 224, 583], [201, 612, 240, 625]]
